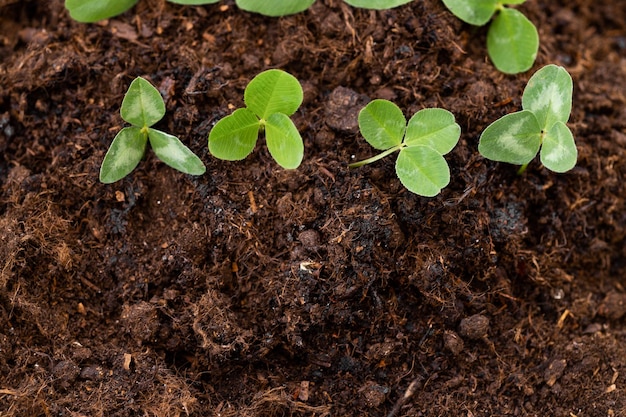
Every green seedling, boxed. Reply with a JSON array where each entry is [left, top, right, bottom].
[[442, 0, 538, 74], [349, 99, 461, 197], [100, 77, 206, 183], [65, 0, 218, 22], [208, 69, 304, 169], [478, 64, 577, 173], [66, 0, 415, 21]]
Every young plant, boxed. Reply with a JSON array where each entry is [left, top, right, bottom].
[[208, 69, 304, 169], [478, 64, 577, 173], [349, 99, 461, 197], [236, 0, 315, 16], [442, 0, 538, 74], [100, 77, 206, 183], [65, 0, 219, 23]]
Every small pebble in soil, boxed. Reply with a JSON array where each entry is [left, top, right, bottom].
[[298, 229, 320, 249], [458, 314, 490, 340], [359, 381, 389, 408], [598, 292, 626, 320], [443, 330, 464, 356]]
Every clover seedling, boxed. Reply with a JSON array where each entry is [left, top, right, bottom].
[[208, 69, 304, 169], [478, 65, 577, 173], [100, 77, 206, 183], [442, 0, 538, 74], [349, 100, 461, 197]]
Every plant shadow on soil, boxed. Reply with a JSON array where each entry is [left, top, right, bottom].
[[1, 0, 626, 416]]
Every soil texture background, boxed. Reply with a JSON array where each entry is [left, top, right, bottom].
[[1, 0, 626, 416]]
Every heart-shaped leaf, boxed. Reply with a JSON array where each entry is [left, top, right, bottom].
[[343, 0, 413, 9], [236, 0, 314, 16], [100, 127, 147, 183], [121, 77, 166, 128], [404, 108, 461, 155], [358, 99, 406, 151], [65, 0, 138, 23], [540, 121, 577, 173], [478, 110, 541, 165], [244, 69, 303, 120], [441, 0, 498, 26], [396, 146, 450, 197], [148, 129, 206, 175], [522, 64, 573, 130], [487, 8, 538, 74], [265, 113, 304, 169], [208, 108, 260, 161]]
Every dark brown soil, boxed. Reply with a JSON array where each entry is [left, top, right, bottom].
[[1, 0, 626, 416]]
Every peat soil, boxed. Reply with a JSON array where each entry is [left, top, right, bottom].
[[1, 0, 626, 416]]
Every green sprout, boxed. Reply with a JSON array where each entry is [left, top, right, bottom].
[[478, 64, 577, 173], [100, 77, 206, 183], [349, 99, 461, 197], [442, 0, 538, 74], [65, 0, 219, 23], [208, 69, 304, 170]]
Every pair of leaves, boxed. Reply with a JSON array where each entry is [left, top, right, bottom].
[[442, 0, 538, 74], [478, 64, 577, 173], [350, 100, 461, 197], [67, 0, 414, 22], [100, 77, 206, 183], [208, 69, 304, 169]]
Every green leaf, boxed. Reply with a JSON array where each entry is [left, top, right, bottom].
[[148, 129, 206, 175], [502, 0, 526, 4], [441, 0, 498, 26], [343, 0, 413, 9], [167, 0, 219, 4], [265, 113, 304, 169], [121, 77, 166, 128], [522, 64, 573, 130], [404, 108, 461, 155], [478, 110, 541, 165], [540, 122, 577, 173], [208, 108, 260, 161], [244, 69, 303, 120], [396, 146, 450, 197], [236, 0, 314, 16], [100, 127, 147, 183], [487, 8, 538, 74], [65, 0, 138, 23], [358, 99, 406, 151]]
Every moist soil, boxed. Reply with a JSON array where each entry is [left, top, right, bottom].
[[1, 0, 626, 416]]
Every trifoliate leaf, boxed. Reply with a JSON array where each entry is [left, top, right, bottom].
[[478, 110, 541, 165], [265, 113, 304, 169], [396, 146, 450, 197], [100, 127, 147, 183], [121, 77, 166, 128], [487, 8, 538, 74], [148, 129, 206, 175], [404, 108, 461, 155], [358, 99, 406, 150], [208, 108, 260, 161]]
